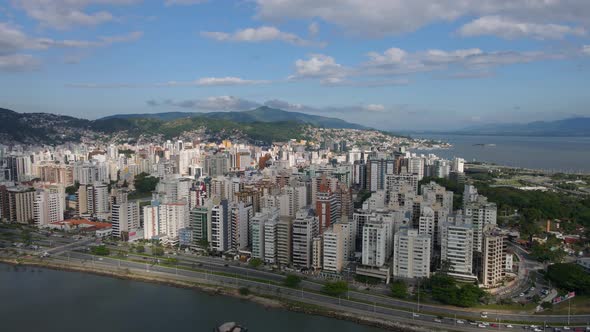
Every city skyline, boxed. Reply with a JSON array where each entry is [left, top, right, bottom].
[[1, 0, 589, 130]]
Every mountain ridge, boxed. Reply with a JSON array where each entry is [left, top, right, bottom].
[[101, 106, 366, 130]]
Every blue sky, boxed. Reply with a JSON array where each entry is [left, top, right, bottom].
[[1, 0, 590, 130]]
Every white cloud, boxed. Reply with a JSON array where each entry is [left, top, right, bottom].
[[0, 22, 142, 70], [308, 22, 319, 36], [0, 54, 39, 71], [290, 54, 347, 82], [583, 45, 590, 55], [12, 0, 141, 29], [363, 47, 556, 76], [182, 76, 269, 86], [255, 0, 590, 36], [201, 26, 322, 46], [363, 104, 385, 112], [458, 16, 586, 40], [164, 0, 207, 6]]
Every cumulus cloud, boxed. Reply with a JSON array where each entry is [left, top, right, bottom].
[[363, 104, 385, 112], [255, 0, 590, 37], [201, 26, 322, 46], [458, 16, 586, 40], [290, 54, 347, 83], [583, 45, 590, 55], [12, 0, 141, 29]]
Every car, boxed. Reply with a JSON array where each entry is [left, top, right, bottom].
[[478, 324, 487, 328], [412, 313, 420, 318], [491, 324, 499, 328], [481, 315, 488, 318], [534, 329, 542, 332], [563, 327, 571, 330], [520, 293, 525, 297], [456, 320, 465, 324], [530, 287, 536, 291], [434, 318, 442, 323], [506, 324, 513, 328]]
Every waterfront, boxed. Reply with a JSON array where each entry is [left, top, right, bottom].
[[0, 263, 387, 332], [414, 134, 590, 173]]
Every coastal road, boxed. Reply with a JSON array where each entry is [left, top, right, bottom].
[[52, 250, 590, 328]]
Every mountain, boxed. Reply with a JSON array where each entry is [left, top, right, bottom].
[[445, 117, 590, 137], [0, 108, 91, 144], [0, 107, 315, 144], [101, 106, 366, 130]]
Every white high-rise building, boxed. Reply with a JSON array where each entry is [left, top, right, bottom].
[[230, 202, 252, 250], [292, 210, 318, 269], [112, 202, 140, 238], [322, 224, 345, 273], [393, 228, 431, 279], [250, 207, 279, 260], [465, 198, 497, 252], [210, 199, 229, 252], [362, 220, 392, 268], [33, 187, 64, 226], [441, 220, 475, 280], [263, 218, 278, 264]]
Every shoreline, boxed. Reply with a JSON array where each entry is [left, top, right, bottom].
[[0, 257, 445, 332]]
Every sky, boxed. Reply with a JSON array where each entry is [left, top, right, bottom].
[[1, 0, 590, 131]]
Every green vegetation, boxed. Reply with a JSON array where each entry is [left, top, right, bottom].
[[238, 287, 251, 296], [321, 281, 348, 297], [390, 280, 408, 299], [354, 274, 382, 285], [545, 263, 590, 295], [133, 172, 159, 198], [248, 258, 263, 268], [152, 246, 164, 256], [530, 236, 566, 263], [91, 245, 110, 256], [119, 149, 135, 157], [65, 181, 80, 195], [283, 274, 302, 288], [424, 274, 486, 307], [134, 245, 145, 253], [476, 184, 590, 233]]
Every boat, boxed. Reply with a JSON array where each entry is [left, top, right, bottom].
[[214, 322, 248, 332], [473, 143, 496, 147]]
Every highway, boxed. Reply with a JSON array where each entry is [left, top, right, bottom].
[[49, 248, 590, 329]]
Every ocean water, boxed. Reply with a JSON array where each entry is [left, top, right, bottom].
[[0, 264, 386, 332], [414, 134, 590, 173]]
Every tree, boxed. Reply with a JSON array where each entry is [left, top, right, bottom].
[[249, 258, 262, 268], [135, 245, 145, 253], [390, 280, 408, 299], [546, 263, 590, 295], [322, 281, 348, 297], [283, 274, 302, 288], [239, 287, 250, 296], [91, 245, 110, 256], [152, 246, 164, 256], [134, 172, 159, 194]]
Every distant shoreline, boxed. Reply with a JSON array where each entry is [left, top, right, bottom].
[[0, 258, 436, 332]]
